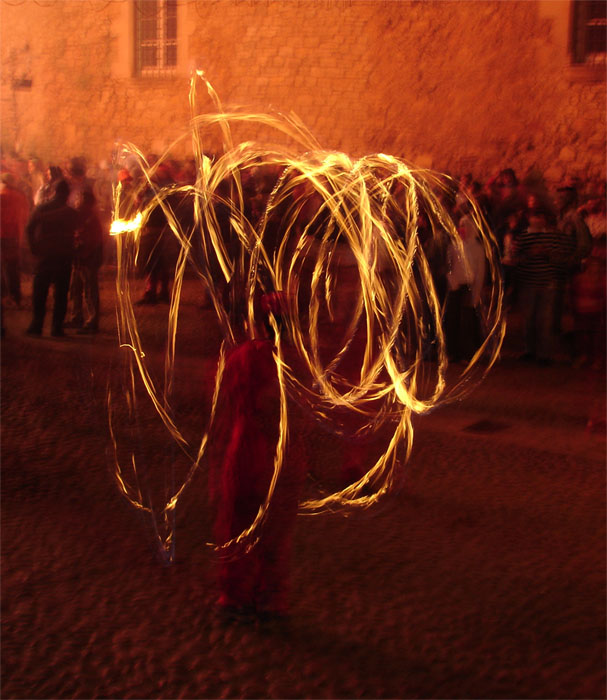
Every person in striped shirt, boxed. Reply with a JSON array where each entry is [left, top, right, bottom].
[[515, 207, 569, 366]]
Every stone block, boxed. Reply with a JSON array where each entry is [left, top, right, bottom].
[[559, 146, 576, 163], [544, 165, 564, 183]]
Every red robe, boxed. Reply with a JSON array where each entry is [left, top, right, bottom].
[[209, 338, 305, 615]]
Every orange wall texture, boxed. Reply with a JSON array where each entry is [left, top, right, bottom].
[[1, 0, 605, 183]]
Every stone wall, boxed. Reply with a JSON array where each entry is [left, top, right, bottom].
[[1, 0, 604, 183]]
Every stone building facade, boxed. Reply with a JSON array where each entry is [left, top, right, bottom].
[[1, 0, 605, 183]]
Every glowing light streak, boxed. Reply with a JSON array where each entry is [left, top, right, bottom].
[[110, 211, 143, 236], [109, 71, 505, 562]]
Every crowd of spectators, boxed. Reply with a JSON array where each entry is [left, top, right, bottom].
[[440, 166, 605, 369], [1, 152, 605, 370], [1, 155, 106, 336]]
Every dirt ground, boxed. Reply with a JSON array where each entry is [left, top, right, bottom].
[[1, 270, 605, 699]]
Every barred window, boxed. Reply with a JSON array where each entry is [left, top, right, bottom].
[[135, 0, 177, 76], [571, 0, 607, 65]]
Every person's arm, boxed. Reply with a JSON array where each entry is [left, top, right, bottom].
[[548, 229, 573, 269], [573, 214, 592, 264]]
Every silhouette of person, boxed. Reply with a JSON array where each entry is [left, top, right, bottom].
[[26, 179, 80, 337]]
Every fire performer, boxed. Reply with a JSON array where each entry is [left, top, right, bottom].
[[208, 292, 307, 621]]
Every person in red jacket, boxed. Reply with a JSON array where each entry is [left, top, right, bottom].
[[0, 172, 29, 308]]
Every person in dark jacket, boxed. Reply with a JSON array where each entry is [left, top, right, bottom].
[[136, 165, 174, 305], [25, 179, 80, 336], [66, 190, 104, 333]]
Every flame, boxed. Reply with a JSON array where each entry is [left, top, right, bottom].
[[110, 212, 143, 236]]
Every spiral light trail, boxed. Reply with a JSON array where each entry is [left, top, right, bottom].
[[109, 71, 505, 562]]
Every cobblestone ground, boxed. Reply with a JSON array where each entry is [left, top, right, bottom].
[[2, 270, 605, 699]]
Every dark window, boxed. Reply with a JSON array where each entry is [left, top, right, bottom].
[[571, 0, 607, 64], [135, 0, 177, 76]]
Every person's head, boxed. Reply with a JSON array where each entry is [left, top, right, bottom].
[[460, 172, 473, 190], [507, 212, 521, 231], [556, 177, 580, 211], [498, 168, 518, 189], [46, 165, 63, 183], [117, 168, 133, 187], [527, 207, 548, 230], [181, 158, 197, 184], [28, 158, 41, 174], [1, 172, 15, 188], [457, 215, 476, 240], [259, 291, 287, 341], [151, 163, 173, 186], [68, 157, 86, 179], [53, 179, 70, 204]]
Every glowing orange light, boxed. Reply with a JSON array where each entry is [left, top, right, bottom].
[[110, 212, 143, 236]]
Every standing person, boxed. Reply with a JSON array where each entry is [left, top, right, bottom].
[[136, 165, 173, 305], [555, 179, 592, 345], [501, 210, 524, 310], [25, 180, 80, 337], [444, 213, 486, 363], [93, 160, 114, 264], [208, 299, 306, 622], [488, 168, 526, 251], [116, 168, 135, 218], [27, 158, 45, 206], [0, 173, 29, 308], [34, 165, 64, 206], [516, 207, 568, 365], [580, 192, 606, 241], [66, 157, 93, 209], [571, 235, 606, 369], [571, 192, 606, 368], [66, 190, 104, 333], [556, 179, 593, 271]]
